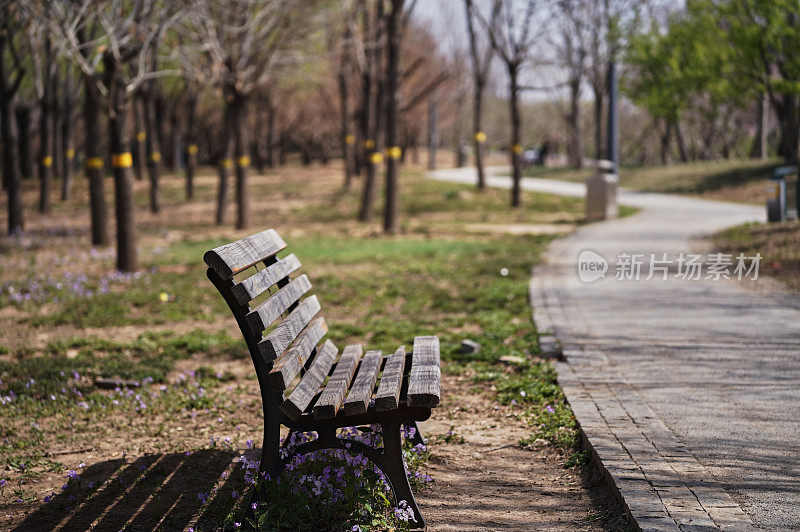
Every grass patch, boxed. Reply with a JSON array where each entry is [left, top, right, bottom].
[[715, 220, 800, 291], [523, 158, 779, 203]]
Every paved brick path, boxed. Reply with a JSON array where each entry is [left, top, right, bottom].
[[431, 167, 800, 531]]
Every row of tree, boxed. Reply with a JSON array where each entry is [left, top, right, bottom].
[[1, 0, 464, 272]]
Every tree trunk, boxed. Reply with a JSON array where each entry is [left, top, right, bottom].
[[266, 97, 279, 168], [83, 75, 110, 246], [509, 65, 522, 207], [568, 78, 582, 169], [773, 94, 800, 165], [154, 91, 170, 170], [105, 55, 137, 272], [660, 118, 672, 165], [427, 99, 438, 170], [673, 118, 689, 163], [133, 96, 146, 181], [230, 95, 250, 230], [184, 93, 197, 200], [143, 90, 161, 213], [15, 104, 32, 181], [216, 96, 235, 226], [60, 72, 75, 201], [38, 38, 54, 214], [383, 0, 402, 234], [0, 33, 23, 234], [169, 109, 180, 172], [358, 0, 383, 222], [473, 81, 486, 189], [338, 61, 355, 189]]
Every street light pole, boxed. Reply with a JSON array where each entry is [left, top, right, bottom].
[[607, 60, 619, 172]]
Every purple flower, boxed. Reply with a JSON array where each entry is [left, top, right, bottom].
[[545, 405, 555, 414]]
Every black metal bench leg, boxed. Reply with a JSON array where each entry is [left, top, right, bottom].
[[247, 418, 283, 521], [382, 421, 426, 530]]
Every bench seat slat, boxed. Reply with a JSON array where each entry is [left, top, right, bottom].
[[407, 336, 440, 408], [232, 254, 301, 305], [258, 295, 321, 360], [281, 340, 338, 421], [374, 347, 406, 411], [245, 275, 311, 335], [343, 350, 382, 416], [313, 345, 362, 420], [268, 317, 328, 392], [203, 229, 287, 279]]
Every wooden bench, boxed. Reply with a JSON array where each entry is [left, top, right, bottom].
[[204, 229, 440, 528]]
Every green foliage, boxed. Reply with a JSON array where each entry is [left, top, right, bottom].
[[624, 2, 750, 123]]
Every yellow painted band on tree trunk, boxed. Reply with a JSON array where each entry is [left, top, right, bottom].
[[370, 152, 383, 165], [137, 131, 146, 142], [386, 146, 402, 160], [66, 149, 75, 159], [364, 139, 375, 150], [41, 156, 53, 167], [512, 144, 523, 155], [237, 156, 251, 168], [86, 157, 104, 170], [112, 153, 133, 168], [345, 134, 355, 145], [149, 151, 161, 163], [221, 158, 233, 168], [187, 145, 198, 155], [475, 131, 487, 143]]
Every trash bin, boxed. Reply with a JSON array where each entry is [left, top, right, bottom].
[[767, 166, 797, 222], [585, 160, 618, 222]]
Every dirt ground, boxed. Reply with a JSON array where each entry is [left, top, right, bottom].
[[0, 158, 628, 530], [417, 372, 629, 532]]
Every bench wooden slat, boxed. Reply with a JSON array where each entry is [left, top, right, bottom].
[[245, 275, 311, 335], [258, 295, 321, 360], [343, 350, 382, 416], [268, 317, 328, 392], [280, 340, 338, 421], [407, 336, 441, 408], [231, 254, 301, 305], [203, 229, 287, 279], [313, 344, 362, 420], [374, 347, 406, 411]]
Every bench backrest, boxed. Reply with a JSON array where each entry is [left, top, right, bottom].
[[204, 229, 329, 398]]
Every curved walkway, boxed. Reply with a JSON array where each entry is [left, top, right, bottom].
[[430, 167, 800, 531]]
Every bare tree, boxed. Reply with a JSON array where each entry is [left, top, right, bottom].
[[27, 2, 57, 213], [181, 0, 315, 230], [482, 0, 549, 207], [357, 0, 385, 222], [464, 0, 494, 189], [0, 2, 25, 234], [382, 0, 413, 234], [333, 3, 358, 189], [553, 0, 590, 169], [51, 0, 180, 271], [59, 63, 79, 201]]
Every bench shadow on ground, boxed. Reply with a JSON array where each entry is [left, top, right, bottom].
[[13, 449, 243, 532]]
